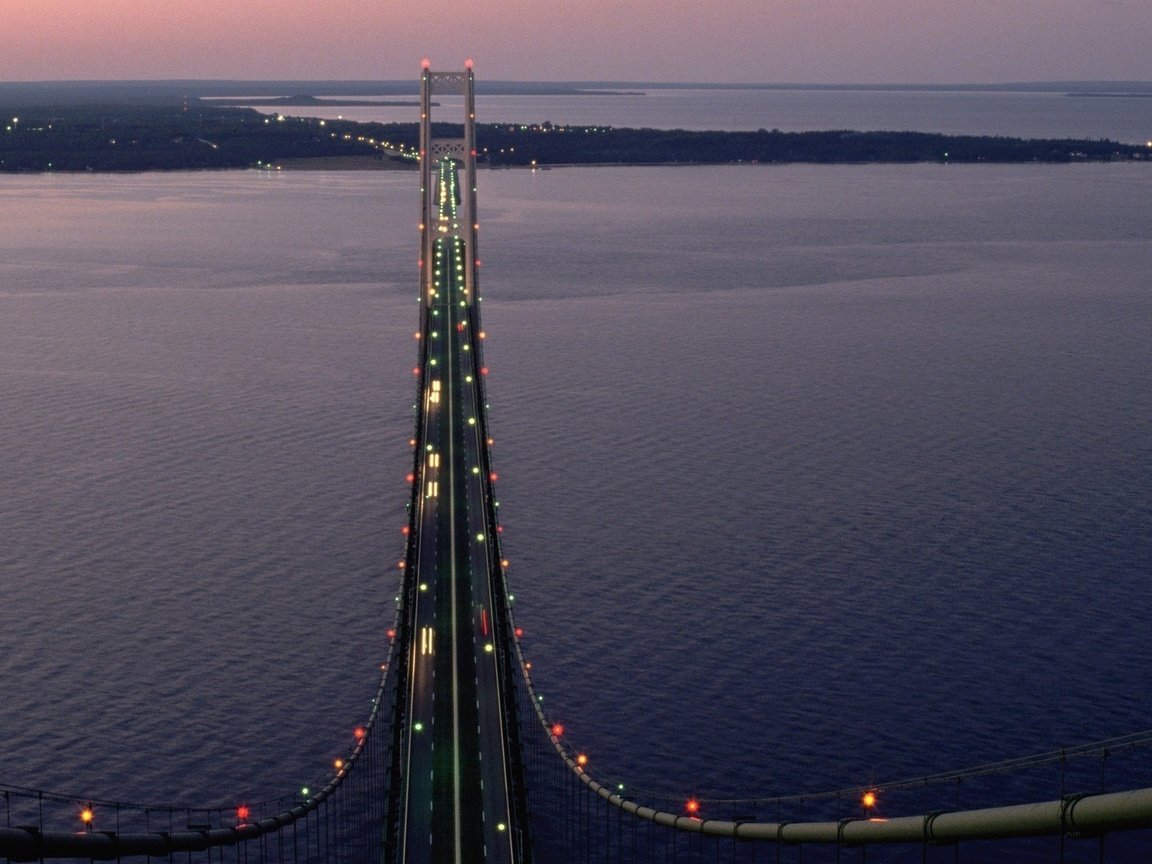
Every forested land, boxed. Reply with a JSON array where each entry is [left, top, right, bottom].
[[0, 103, 1144, 172]]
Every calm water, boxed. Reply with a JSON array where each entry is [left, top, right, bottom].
[[233, 87, 1152, 144], [1, 159, 1151, 840]]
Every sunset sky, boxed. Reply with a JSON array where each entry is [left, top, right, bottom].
[[2, 0, 1150, 84]]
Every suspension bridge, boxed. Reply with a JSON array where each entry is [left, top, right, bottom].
[[3, 62, 1152, 863]]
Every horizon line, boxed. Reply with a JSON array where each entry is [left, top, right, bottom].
[[4, 77, 1152, 89]]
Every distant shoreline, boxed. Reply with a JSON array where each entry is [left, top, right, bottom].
[[1, 103, 1147, 173], [4, 79, 1152, 100], [1066, 92, 1152, 98], [203, 96, 420, 108], [273, 155, 413, 170]]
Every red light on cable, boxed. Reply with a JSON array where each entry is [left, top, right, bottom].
[[236, 805, 250, 822], [551, 723, 564, 737], [514, 627, 523, 638], [685, 798, 701, 817], [354, 727, 367, 740]]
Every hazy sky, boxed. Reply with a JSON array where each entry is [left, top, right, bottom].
[[2, 0, 1150, 84]]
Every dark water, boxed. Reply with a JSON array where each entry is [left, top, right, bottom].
[[1, 164, 1151, 837]]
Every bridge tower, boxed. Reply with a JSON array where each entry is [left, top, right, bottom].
[[419, 58, 478, 309]]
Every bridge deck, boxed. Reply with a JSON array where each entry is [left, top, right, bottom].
[[396, 158, 519, 864]]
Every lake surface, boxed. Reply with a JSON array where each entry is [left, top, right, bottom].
[[226, 86, 1152, 144], [1, 156, 1150, 854]]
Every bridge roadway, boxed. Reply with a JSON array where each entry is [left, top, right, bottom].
[[398, 159, 517, 864]]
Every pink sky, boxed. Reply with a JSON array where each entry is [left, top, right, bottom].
[[1, 0, 1150, 83]]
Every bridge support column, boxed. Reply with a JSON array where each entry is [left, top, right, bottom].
[[419, 59, 478, 309]]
